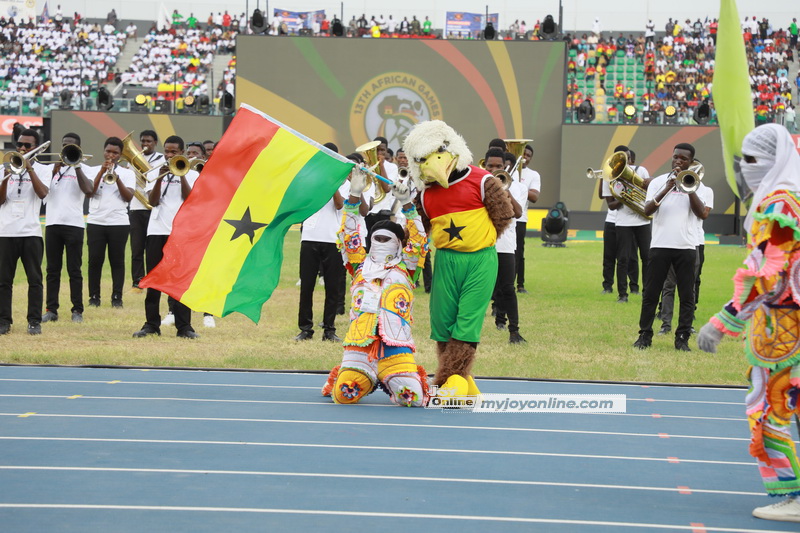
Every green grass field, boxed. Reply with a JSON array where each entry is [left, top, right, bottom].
[[1, 230, 750, 385]]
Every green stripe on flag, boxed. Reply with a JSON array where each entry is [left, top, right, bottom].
[[222, 151, 353, 321]]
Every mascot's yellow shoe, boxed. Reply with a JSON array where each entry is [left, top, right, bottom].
[[439, 375, 469, 398], [332, 369, 373, 404], [467, 376, 481, 396]]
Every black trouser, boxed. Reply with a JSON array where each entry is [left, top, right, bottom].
[[694, 244, 705, 307], [601, 222, 637, 292], [298, 240, 342, 335], [129, 209, 150, 286], [44, 224, 84, 314], [0, 236, 44, 326], [422, 250, 433, 292], [659, 246, 702, 328], [144, 234, 193, 333], [87, 224, 129, 302], [514, 221, 527, 289], [639, 247, 696, 338], [616, 224, 650, 297], [494, 252, 519, 333]]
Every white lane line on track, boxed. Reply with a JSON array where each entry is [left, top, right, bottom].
[[0, 394, 747, 421], [0, 436, 757, 466], [0, 504, 780, 532], [0, 465, 764, 496], [0, 412, 751, 441]]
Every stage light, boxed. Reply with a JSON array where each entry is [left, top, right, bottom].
[[250, 9, 267, 34], [693, 100, 710, 125], [153, 100, 168, 113], [96, 87, 113, 111], [219, 91, 235, 115], [540, 14, 557, 40], [577, 99, 595, 123], [664, 105, 677, 124], [541, 202, 568, 247], [331, 17, 344, 37], [483, 22, 495, 40], [642, 110, 658, 124], [59, 89, 72, 109], [623, 104, 637, 124], [196, 94, 210, 114], [132, 94, 147, 112]]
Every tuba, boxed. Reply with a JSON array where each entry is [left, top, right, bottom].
[[601, 151, 651, 220], [356, 141, 387, 204], [119, 133, 155, 209], [503, 138, 532, 179], [675, 160, 704, 194]]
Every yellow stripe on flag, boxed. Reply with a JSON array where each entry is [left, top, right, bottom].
[[180, 129, 318, 314]]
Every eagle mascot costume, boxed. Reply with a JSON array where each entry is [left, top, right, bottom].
[[403, 120, 514, 398]]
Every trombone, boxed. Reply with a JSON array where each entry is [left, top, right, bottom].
[[3, 141, 52, 175], [189, 158, 205, 173], [34, 144, 92, 167], [672, 160, 704, 194]]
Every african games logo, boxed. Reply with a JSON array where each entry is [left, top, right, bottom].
[[350, 72, 443, 152]]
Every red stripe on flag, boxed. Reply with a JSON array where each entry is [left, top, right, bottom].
[[147, 108, 280, 299]]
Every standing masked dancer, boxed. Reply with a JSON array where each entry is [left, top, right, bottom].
[[698, 124, 800, 523], [322, 167, 430, 406], [403, 121, 514, 398]]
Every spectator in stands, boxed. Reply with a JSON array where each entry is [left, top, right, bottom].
[[106, 9, 117, 29], [186, 14, 197, 30], [172, 10, 183, 28]]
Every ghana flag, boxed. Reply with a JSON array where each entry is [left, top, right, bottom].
[[140, 104, 354, 323]]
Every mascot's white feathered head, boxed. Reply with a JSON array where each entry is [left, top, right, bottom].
[[402, 120, 472, 188]]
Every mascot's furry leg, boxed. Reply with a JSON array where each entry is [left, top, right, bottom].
[[434, 339, 481, 397]]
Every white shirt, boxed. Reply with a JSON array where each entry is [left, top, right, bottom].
[[614, 165, 651, 227], [497, 180, 524, 253], [694, 184, 713, 246], [87, 166, 135, 226], [365, 161, 398, 214], [0, 162, 51, 237], [44, 163, 93, 228], [646, 173, 700, 250], [130, 151, 166, 211], [145, 170, 199, 235], [601, 180, 617, 223], [301, 181, 350, 243], [519, 167, 541, 223]]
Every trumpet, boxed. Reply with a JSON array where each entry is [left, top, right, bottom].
[[189, 158, 205, 173], [3, 141, 51, 175], [478, 159, 513, 190], [34, 144, 92, 167], [161, 155, 190, 178], [102, 170, 119, 184]]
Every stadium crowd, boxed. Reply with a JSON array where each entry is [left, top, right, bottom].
[[0, 17, 125, 115], [566, 15, 799, 128]]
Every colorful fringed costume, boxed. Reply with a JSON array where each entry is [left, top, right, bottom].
[[710, 190, 800, 497], [321, 200, 429, 406]]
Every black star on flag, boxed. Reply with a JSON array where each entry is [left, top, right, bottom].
[[224, 207, 268, 245], [443, 218, 466, 241]]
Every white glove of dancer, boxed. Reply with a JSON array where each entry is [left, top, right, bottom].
[[391, 181, 412, 205], [697, 322, 725, 353], [349, 167, 368, 197]]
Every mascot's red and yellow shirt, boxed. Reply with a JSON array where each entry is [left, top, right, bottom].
[[420, 165, 497, 252]]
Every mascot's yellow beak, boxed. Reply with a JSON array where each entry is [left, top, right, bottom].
[[419, 150, 458, 188]]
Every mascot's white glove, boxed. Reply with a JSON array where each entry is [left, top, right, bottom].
[[349, 167, 368, 197], [697, 322, 724, 353], [391, 181, 412, 205]]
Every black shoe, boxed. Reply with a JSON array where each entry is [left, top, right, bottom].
[[111, 296, 123, 309], [617, 295, 628, 303], [337, 305, 345, 315], [322, 331, 342, 342], [0, 323, 9, 335], [633, 334, 651, 349], [28, 322, 42, 335], [509, 331, 527, 344], [41, 311, 58, 323], [630, 286, 640, 295], [496, 323, 506, 331], [71, 311, 83, 323], [294, 330, 313, 341], [491, 305, 497, 317], [630, 290, 640, 295], [177, 330, 200, 339], [675, 334, 691, 351], [516, 286, 528, 294], [88, 297, 101, 307], [658, 324, 671, 335], [133, 327, 160, 338], [601, 288, 613, 294]]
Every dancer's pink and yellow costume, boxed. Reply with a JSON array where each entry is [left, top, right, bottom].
[[321, 200, 429, 406]]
